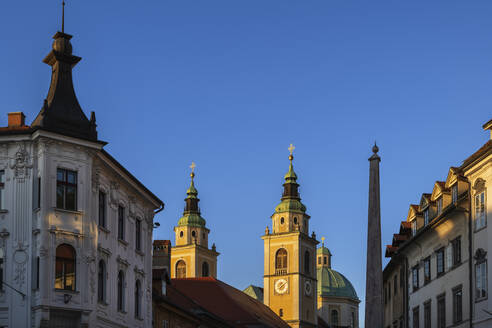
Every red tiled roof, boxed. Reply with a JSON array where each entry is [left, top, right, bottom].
[[171, 277, 290, 328], [385, 245, 398, 258], [154, 240, 171, 245]]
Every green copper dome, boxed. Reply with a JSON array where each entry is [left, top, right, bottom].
[[317, 267, 359, 300], [178, 213, 206, 227], [284, 161, 298, 181], [317, 245, 332, 256], [275, 199, 306, 214]]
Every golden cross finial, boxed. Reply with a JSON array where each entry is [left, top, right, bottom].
[[321, 236, 325, 244], [190, 161, 196, 176], [288, 143, 295, 155]]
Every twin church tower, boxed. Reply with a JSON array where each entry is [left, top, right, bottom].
[[170, 146, 319, 328]]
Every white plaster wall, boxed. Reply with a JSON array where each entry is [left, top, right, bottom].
[[0, 134, 157, 328]]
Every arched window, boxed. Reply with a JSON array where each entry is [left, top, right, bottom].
[[202, 262, 209, 277], [293, 217, 298, 224], [117, 271, 125, 312], [97, 260, 106, 302], [134, 280, 141, 318], [192, 230, 196, 237], [176, 260, 186, 278], [304, 251, 310, 274], [331, 309, 339, 326], [55, 244, 75, 290], [280, 217, 285, 225], [275, 248, 287, 273], [180, 231, 184, 238]]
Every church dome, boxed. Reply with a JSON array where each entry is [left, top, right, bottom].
[[274, 199, 306, 214], [317, 267, 359, 300], [177, 213, 206, 227]]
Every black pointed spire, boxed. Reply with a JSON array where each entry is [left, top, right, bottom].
[[31, 3, 98, 141]]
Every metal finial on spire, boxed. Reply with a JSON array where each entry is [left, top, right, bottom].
[[62, 1, 66, 33], [189, 161, 196, 178], [288, 143, 295, 161], [321, 236, 325, 246], [372, 141, 379, 154]]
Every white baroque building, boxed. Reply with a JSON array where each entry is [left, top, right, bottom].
[[0, 29, 164, 327]]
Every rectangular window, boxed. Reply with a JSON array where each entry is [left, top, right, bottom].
[[56, 169, 77, 211], [436, 248, 444, 276], [424, 257, 431, 284], [412, 220, 417, 236], [424, 301, 431, 328], [452, 237, 461, 266], [393, 275, 397, 295], [118, 206, 125, 240], [384, 286, 387, 304], [388, 281, 391, 300], [424, 210, 429, 226], [98, 191, 106, 228], [135, 219, 141, 251], [37, 177, 41, 209], [475, 191, 486, 230], [437, 198, 443, 215], [412, 307, 419, 328], [0, 170, 5, 209], [453, 287, 462, 324], [36, 256, 40, 289], [412, 266, 419, 291], [476, 261, 487, 299], [446, 243, 453, 271], [318, 257, 321, 265], [452, 184, 458, 203], [400, 267, 404, 287], [437, 295, 445, 328]]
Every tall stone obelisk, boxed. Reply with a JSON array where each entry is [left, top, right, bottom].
[[365, 144, 383, 328]]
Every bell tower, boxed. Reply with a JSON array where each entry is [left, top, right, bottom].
[[262, 145, 318, 328], [170, 162, 219, 278]]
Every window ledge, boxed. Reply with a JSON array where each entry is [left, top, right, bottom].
[[0, 210, 8, 214], [117, 310, 127, 314], [135, 249, 144, 257], [54, 288, 79, 294], [98, 226, 110, 234], [474, 225, 487, 233], [475, 296, 488, 303], [98, 300, 109, 306], [54, 208, 83, 215], [118, 239, 128, 246]]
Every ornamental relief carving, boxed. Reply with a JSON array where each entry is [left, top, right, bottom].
[[110, 182, 120, 209], [10, 143, 33, 181], [473, 178, 486, 192], [92, 166, 101, 193]]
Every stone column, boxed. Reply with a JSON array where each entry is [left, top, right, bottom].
[[365, 144, 383, 328]]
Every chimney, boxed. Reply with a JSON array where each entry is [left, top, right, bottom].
[[8, 112, 26, 128], [483, 118, 492, 140]]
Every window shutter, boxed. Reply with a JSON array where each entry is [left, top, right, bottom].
[[446, 244, 453, 270]]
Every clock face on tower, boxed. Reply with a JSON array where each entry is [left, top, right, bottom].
[[274, 278, 289, 294], [304, 280, 312, 296]]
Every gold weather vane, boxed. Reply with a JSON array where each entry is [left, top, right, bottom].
[[62, 1, 66, 33]]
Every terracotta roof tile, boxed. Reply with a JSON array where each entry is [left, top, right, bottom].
[[171, 277, 290, 328]]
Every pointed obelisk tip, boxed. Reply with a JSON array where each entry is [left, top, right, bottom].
[[372, 141, 379, 154]]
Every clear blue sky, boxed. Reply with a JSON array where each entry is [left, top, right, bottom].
[[1, 1, 491, 324]]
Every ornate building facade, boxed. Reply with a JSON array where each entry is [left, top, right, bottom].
[[0, 28, 163, 327], [384, 118, 492, 328]]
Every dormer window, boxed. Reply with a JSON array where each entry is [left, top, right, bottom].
[[452, 184, 458, 203], [411, 220, 417, 236], [424, 209, 429, 226], [437, 198, 443, 215]]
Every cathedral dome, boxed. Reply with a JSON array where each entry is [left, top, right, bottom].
[[317, 267, 359, 300]]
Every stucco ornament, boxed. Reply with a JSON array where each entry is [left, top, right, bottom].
[[10, 143, 33, 181]]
